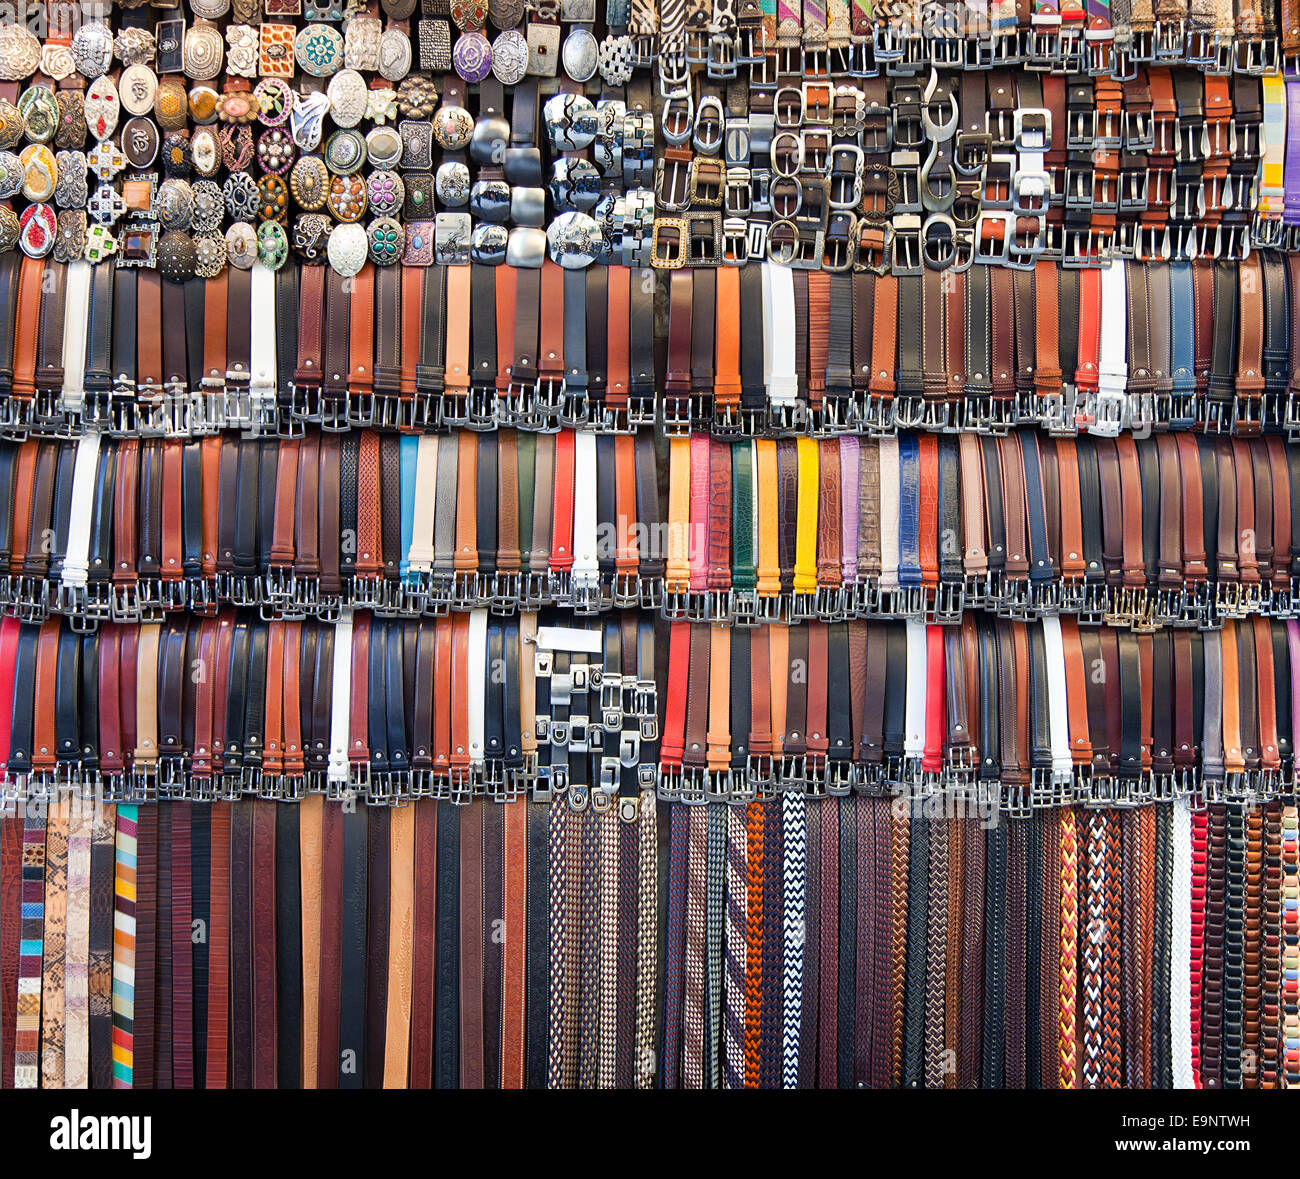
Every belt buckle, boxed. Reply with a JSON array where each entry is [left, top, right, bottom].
[[889, 214, 923, 274], [872, 22, 906, 62], [778, 753, 807, 792], [847, 37, 876, 78], [1152, 18, 1184, 58], [440, 385, 470, 428], [679, 765, 707, 805], [754, 592, 784, 623], [467, 383, 497, 429], [291, 380, 322, 424], [503, 379, 536, 426], [319, 394, 350, 433]]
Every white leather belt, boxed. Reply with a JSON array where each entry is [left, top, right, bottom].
[[60, 260, 92, 415], [249, 262, 277, 414], [328, 609, 354, 788], [571, 430, 600, 593], [1094, 257, 1129, 435], [60, 434, 102, 593], [1041, 616, 1074, 781], [878, 436, 900, 590], [763, 261, 798, 408], [407, 434, 439, 573]]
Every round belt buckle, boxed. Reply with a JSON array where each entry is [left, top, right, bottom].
[[0, 100, 23, 151], [225, 220, 258, 269], [453, 31, 493, 82], [327, 68, 368, 128], [119, 65, 158, 116], [255, 78, 293, 127], [153, 79, 189, 132], [258, 220, 289, 270], [296, 24, 344, 77], [161, 131, 192, 178], [194, 231, 227, 278], [324, 128, 367, 175], [190, 179, 225, 232], [367, 169, 404, 216], [257, 126, 295, 174], [561, 26, 598, 82], [0, 150, 22, 199], [470, 221, 508, 265], [491, 30, 528, 84], [547, 210, 602, 269], [290, 154, 329, 210], [157, 229, 197, 281], [432, 102, 473, 150], [191, 126, 222, 177], [121, 116, 159, 169], [327, 173, 368, 222], [544, 92, 596, 152], [365, 124, 403, 170], [223, 170, 260, 221], [435, 159, 470, 206], [367, 216, 404, 265], [379, 28, 413, 81], [69, 22, 111, 81], [327, 221, 368, 277], [257, 174, 290, 222], [156, 177, 196, 230]]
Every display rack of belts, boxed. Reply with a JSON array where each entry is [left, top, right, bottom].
[[2, 0, 1300, 1094]]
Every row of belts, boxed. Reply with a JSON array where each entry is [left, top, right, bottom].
[[0, 608, 658, 812], [657, 430, 1300, 629], [4, 425, 1300, 629], [657, 798, 1291, 1088], [5, 251, 1300, 442], [0, 426, 667, 623], [0, 791, 657, 1090], [10, 794, 1291, 1089], [658, 253, 1299, 437], [647, 64, 1282, 275], [652, 0, 1281, 79], [653, 614, 1296, 812], [0, 257, 658, 438]]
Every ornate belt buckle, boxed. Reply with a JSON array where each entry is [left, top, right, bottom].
[[827, 143, 864, 210]]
